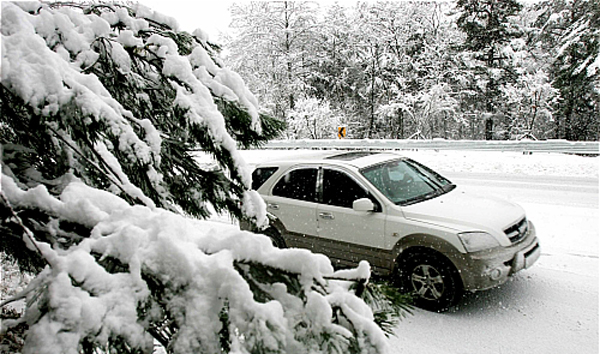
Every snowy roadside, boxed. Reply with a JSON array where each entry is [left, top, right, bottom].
[[239, 148, 599, 179]]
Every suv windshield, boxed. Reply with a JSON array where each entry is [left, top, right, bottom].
[[360, 158, 455, 206]]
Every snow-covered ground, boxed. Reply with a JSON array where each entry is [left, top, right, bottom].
[[240, 148, 599, 179], [238, 148, 599, 354]]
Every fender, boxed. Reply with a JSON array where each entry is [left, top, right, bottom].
[[392, 234, 466, 279]]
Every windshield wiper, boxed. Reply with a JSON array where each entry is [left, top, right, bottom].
[[442, 184, 456, 193], [398, 190, 439, 206], [398, 184, 456, 206]]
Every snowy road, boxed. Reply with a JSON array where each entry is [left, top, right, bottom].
[[390, 171, 599, 354], [447, 171, 598, 208]]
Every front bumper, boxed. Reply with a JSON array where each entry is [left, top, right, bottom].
[[457, 221, 540, 292]]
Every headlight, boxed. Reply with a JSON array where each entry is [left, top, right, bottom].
[[458, 232, 500, 252]]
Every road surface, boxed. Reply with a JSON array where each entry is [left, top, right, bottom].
[[389, 171, 599, 354], [446, 171, 598, 209]]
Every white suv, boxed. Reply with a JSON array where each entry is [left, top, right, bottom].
[[243, 151, 541, 311]]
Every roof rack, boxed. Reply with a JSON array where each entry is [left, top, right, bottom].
[[325, 151, 380, 161]]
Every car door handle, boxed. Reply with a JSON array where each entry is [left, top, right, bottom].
[[319, 212, 335, 220], [268, 203, 280, 210]]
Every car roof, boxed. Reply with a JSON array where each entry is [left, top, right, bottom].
[[256, 150, 404, 169]]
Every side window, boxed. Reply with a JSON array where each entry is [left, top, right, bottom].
[[323, 169, 370, 208], [272, 168, 318, 202], [252, 167, 279, 190]]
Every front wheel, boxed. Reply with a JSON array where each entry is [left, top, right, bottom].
[[397, 251, 463, 312]]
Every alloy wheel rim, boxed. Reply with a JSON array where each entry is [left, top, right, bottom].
[[411, 264, 445, 300]]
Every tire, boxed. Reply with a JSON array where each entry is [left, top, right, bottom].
[[397, 251, 462, 312]]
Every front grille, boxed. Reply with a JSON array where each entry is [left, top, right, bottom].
[[504, 218, 528, 244]]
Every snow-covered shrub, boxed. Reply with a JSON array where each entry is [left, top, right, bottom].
[[0, 2, 400, 353]]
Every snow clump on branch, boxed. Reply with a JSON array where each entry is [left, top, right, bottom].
[[1, 173, 388, 354], [1, 1, 265, 222]]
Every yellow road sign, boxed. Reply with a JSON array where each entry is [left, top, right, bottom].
[[337, 126, 347, 139]]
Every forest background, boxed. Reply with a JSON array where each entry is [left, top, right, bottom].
[[219, 0, 599, 141]]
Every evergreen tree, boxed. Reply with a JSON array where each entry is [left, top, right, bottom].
[[534, 0, 599, 140], [455, 0, 524, 138], [1, 2, 407, 353]]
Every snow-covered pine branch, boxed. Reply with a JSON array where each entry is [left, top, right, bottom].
[[1, 1, 281, 223], [0, 173, 388, 354], [0, 2, 399, 353]]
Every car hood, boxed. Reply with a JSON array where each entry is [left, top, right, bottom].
[[401, 186, 525, 236]]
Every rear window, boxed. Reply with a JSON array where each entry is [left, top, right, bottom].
[[272, 168, 318, 202], [251, 167, 279, 190]]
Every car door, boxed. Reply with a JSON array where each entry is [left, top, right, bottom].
[[266, 167, 319, 241], [317, 168, 386, 250]]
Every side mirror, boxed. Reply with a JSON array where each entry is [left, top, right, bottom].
[[353, 198, 374, 212]]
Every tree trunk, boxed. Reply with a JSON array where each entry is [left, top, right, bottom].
[[485, 118, 494, 140], [398, 110, 404, 139], [368, 53, 376, 138], [443, 112, 448, 139], [284, 1, 294, 111]]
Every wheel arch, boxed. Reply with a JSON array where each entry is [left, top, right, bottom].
[[392, 233, 465, 288]]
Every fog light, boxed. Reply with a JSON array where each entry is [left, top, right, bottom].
[[490, 268, 503, 280]]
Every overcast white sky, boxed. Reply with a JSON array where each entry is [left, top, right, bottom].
[[141, 1, 235, 40], [139, 0, 540, 42]]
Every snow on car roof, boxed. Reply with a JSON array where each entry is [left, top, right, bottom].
[[259, 150, 403, 169]]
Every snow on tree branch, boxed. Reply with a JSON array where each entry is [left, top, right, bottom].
[[0, 173, 388, 353], [1, 1, 275, 222]]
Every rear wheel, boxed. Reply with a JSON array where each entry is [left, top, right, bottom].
[[397, 251, 462, 312]]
